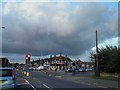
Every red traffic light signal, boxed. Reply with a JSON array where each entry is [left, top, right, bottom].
[[27, 55, 30, 57], [25, 57, 28, 60]]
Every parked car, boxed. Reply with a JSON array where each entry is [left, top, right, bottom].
[[0, 67, 17, 89], [29, 67, 35, 70], [65, 68, 75, 72], [85, 68, 93, 71], [78, 68, 85, 72], [36, 66, 46, 71]]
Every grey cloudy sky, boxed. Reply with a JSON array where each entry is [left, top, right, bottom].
[[0, 1, 118, 63]]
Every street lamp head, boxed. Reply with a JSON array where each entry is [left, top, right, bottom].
[[1, 27, 5, 29], [1, 26, 5, 29]]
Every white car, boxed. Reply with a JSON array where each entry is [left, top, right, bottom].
[[0, 67, 17, 89], [85, 68, 93, 71], [29, 67, 35, 70], [85, 68, 90, 71], [78, 68, 85, 72], [65, 68, 75, 72], [36, 66, 44, 70]]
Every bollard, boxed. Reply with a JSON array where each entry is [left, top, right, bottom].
[[24, 70, 27, 75], [26, 70, 30, 77]]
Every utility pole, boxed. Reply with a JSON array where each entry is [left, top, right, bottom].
[[96, 30, 100, 76]]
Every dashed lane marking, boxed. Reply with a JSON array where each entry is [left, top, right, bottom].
[[24, 79, 37, 90], [97, 86, 108, 88], [43, 84, 53, 90], [55, 76, 62, 78], [17, 83, 28, 86]]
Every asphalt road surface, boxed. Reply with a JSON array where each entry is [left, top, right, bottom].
[[15, 70, 119, 90]]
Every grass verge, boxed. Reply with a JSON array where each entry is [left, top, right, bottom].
[[93, 73, 120, 82]]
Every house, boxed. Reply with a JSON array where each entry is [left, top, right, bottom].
[[30, 53, 73, 70], [73, 60, 94, 69], [30, 53, 94, 70]]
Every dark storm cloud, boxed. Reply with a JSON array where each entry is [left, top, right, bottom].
[[2, 2, 118, 57]]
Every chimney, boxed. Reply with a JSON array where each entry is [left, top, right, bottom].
[[59, 53, 62, 62]]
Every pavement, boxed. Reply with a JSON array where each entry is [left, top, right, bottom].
[[45, 70, 119, 89]]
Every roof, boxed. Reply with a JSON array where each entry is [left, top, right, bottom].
[[44, 56, 73, 62]]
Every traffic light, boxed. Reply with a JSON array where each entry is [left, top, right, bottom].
[[27, 55, 30, 61], [25, 54, 31, 64]]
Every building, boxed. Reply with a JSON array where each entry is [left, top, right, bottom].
[[73, 60, 94, 69], [30, 53, 73, 70], [30, 53, 94, 70]]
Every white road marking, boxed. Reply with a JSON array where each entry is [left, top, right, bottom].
[[86, 83, 91, 85], [93, 82, 97, 85], [24, 79, 37, 90], [43, 84, 53, 90], [98, 86, 108, 88], [55, 76, 62, 78], [17, 83, 28, 85], [49, 74, 52, 76]]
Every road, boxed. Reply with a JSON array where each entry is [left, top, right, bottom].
[[15, 70, 119, 90]]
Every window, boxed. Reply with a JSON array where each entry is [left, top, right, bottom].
[[0, 69, 12, 77]]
